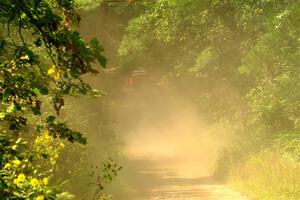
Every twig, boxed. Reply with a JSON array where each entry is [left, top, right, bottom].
[[18, 3, 25, 46]]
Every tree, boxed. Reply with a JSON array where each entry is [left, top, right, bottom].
[[118, 0, 300, 184], [119, 0, 300, 134], [0, 0, 107, 199]]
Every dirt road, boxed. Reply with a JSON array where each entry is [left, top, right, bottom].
[[117, 88, 248, 200], [124, 147, 248, 200]]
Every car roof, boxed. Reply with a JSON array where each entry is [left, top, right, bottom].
[[131, 68, 148, 76]]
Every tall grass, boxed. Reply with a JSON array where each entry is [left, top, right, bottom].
[[228, 150, 300, 200]]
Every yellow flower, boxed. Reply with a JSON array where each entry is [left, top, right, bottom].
[[59, 143, 65, 148], [47, 65, 60, 80], [17, 173, 26, 182], [13, 173, 26, 186], [30, 178, 40, 188], [4, 163, 11, 169], [47, 66, 55, 75], [42, 177, 48, 185], [42, 134, 52, 144], [12, 159, 21, 166], [36, 196, 44, 200]]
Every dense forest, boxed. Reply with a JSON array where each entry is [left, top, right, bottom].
[[1, 0, 300, 200]]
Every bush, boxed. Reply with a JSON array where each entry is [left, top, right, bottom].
[[228, 147, 300, 200]]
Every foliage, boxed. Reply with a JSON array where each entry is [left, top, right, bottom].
[[118, 0, 300, 198], [0, 0, 107, 199], [90, 157, 122, 200], [75, 0, 103, 10], [119, 0, 300, 148], [228, 150, 300, 200], [0, 131, 69, 199]]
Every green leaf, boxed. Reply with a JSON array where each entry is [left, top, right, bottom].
[[46, 116, 56, 123], [39, 86, 49, 95], [32, 88, 40, 95]]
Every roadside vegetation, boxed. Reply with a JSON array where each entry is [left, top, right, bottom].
[[1, 0, 300, 199]]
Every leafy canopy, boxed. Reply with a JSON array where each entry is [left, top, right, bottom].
[[0, 0, 106, 199]]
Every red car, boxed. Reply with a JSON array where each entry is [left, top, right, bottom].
[[127, 68, 155, 86]]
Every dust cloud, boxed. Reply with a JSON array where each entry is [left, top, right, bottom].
[[103, 81, 227, 199], [118, 85, 218, 176]]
